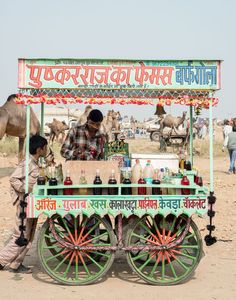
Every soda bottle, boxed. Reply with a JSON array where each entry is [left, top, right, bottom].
[[152, 169, 161, 195], [181, 171, 190, 195], [48, 168, 58, 195], [79, 169, 88, 195], [132, 159, 142, 195], [121, 171, 132, 195], [93, 169, 102, 195], [63, 170, 73, 195], [37, 163, 46, 185], [138, 170, 146, 195], [108, 169, 118, 195]]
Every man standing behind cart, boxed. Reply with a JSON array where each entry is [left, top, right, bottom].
[[60, 109, 105, 160]]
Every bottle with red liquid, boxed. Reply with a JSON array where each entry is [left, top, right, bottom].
[[181, 171, 190, 195], [138, 170, 146, 195], [194, 171, 203, 186], [108, 169, 118, 195], [93, 169, 102, 195], [121, 171, 132, 195], [152, 169, 161, 195], [63, 170, 73, 195]]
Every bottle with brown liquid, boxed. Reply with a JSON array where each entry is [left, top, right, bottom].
[[152, 169, 161, 195], [93, 169, 102, 195], [122, 171, 132, 195], [108, 169, 118, 195], [48, 168, 58, 195]]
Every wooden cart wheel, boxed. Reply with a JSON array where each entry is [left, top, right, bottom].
[[44, 215, 102, 266], [125, 214, 203, 285], [38, 214, 116, 285]]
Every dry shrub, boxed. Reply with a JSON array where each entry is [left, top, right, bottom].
[[0, 136, 18, 156]]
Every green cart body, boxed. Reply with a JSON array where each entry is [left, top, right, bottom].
[[16, 58, 220, 285]]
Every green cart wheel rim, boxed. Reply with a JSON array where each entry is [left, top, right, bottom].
[[125, 214, 203, 285], [38, 214, 116, 285]]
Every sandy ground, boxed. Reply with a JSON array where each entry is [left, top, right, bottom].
[[0, 152, 235, 300]]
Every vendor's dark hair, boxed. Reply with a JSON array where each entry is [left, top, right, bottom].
[[29, 135, 48, 155], [233, 126, 236, 132], [88, 109, 103, 122]]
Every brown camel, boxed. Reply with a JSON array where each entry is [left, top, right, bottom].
[[0, 94, 40, 161], [102, 110, 121, 141], [77, 105, 93, 125], [46, 119, 69, 144], [159, 111, 187, 133]]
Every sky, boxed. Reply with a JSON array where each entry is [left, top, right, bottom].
[[0, 0, 235, 121]]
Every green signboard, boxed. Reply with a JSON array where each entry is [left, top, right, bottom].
[[18, 58, 221, 90], [26, 194, 208, 218]]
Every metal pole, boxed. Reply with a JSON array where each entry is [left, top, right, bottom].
[[189, 105, 193, 166], [209, 96, 214, 192], [25, 104, 31, 194], [40, 102, 45, 136]]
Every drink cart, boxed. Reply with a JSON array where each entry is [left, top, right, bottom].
[[16, 58, 220, 285]]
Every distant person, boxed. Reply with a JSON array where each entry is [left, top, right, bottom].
[[223, 119, 232, 141], [223, 125, 236, 174], [60, 109, 105, 160], [199, 122, 207, 139], [0, 135, 52, 273]]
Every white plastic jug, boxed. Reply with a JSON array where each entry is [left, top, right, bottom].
[[132, 159, 142, 195]]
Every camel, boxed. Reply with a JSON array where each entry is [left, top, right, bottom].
[[102, 110, 121, 141], [46, 119, 69, 144], [0, 94, 40, 161], [77, 105, 93, 125], [159, 111, 187, 133]]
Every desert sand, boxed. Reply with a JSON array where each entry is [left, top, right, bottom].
[[0, 142, 235, 300]]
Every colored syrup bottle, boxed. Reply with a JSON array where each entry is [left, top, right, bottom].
[[79, 169, 88, 195], [194, 171, 203, 186], [152, 169, 161, 195], [63, 170, 73, 195], [108, 169, 118, 195], [48, 168, 58, 195], [37, 163, 46, 185], [122, 171, 132, 195], [93, 169, 102, 195], [138, 171, 146, 195], [184, 160, 192, 171], [181, 171, 190, 195]]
